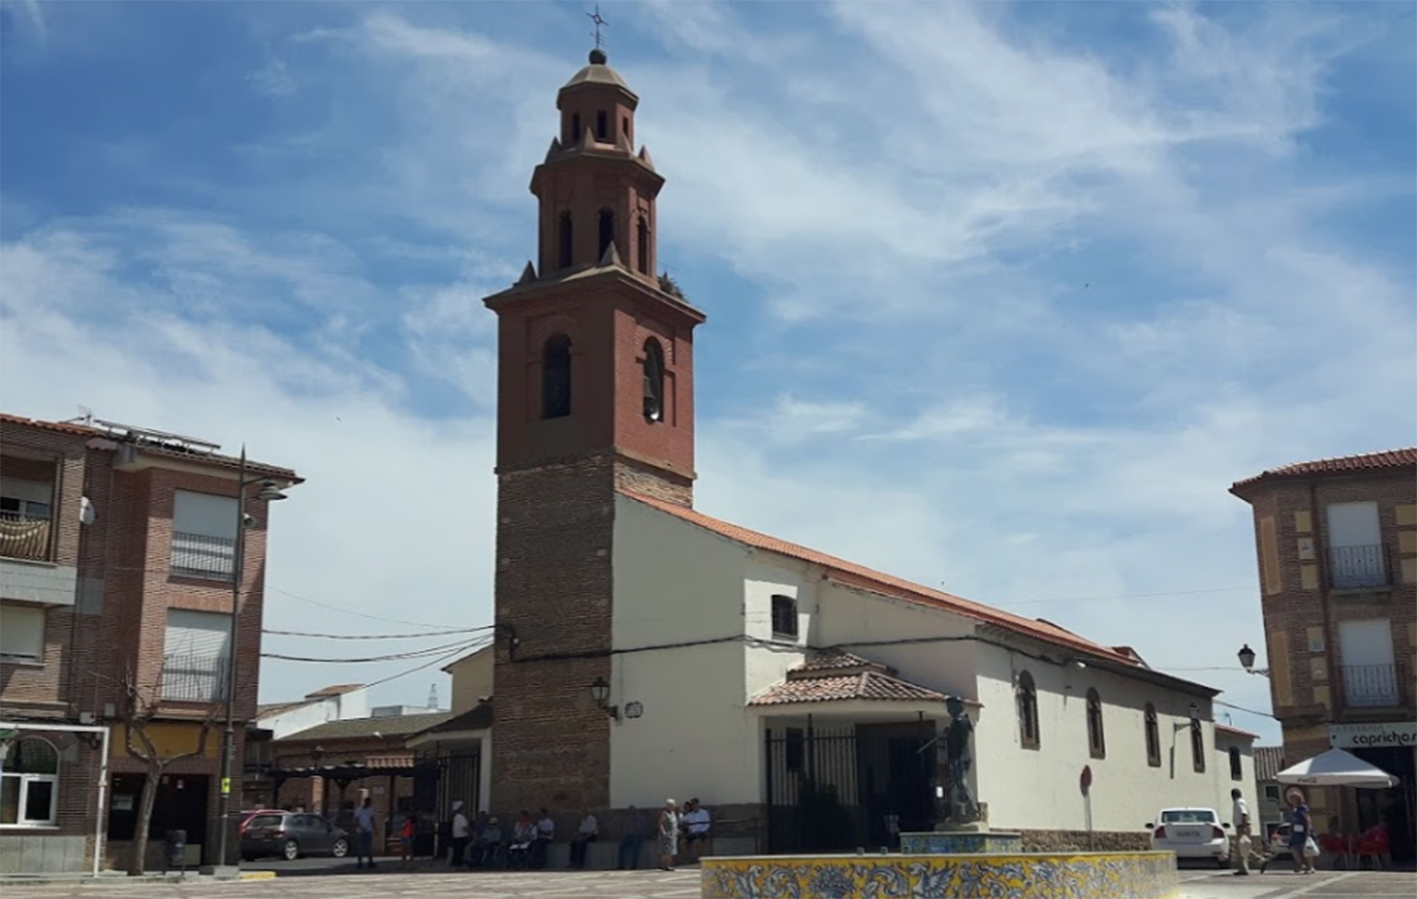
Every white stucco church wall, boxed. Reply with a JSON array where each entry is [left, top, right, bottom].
[[609, 494, 764, 808]]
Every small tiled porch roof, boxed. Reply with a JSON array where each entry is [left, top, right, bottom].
[[1255, 746, 1285, 783], [749, 649, 949, 706]]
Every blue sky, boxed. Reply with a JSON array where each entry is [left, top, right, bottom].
[[2, 1, 1413, 739]]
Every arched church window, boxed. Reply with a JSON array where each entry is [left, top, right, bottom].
[[1144, 703, 1161, 767], [636, 217, 650, 276], [542, 335, 572, 419], [1016, 670, 1039, 750], [558, 212, 574, 269], [1190, 719, 1206, 774], [571, 113, 581, 143], [596, 110, 608, 140], [598, 209, 615, 262], [1086, 687, 1105, 759], [642, 338, 665, 423], [622, 115, 630, 144]]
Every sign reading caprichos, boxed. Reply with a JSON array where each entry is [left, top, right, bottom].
[[1329, 722, 1417, 749]]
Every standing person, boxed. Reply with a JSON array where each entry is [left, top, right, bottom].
[[399, 810, 416, 869], [1286, 790, 1317, 874], [354, 797, 378, 870], [658, 799, 680, 872], [449, 801, 471, 867], [1231, 788, 1256, 876], [618, 805, 647, 870], [570, 809, 598, 869]]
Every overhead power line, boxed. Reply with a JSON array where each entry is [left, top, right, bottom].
[[992, 586, 1254, 607], [263, 624, 494, 640], [261, 637, 482, 664]]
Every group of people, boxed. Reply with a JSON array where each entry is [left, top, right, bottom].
[[437, 797, 712, 872], [1230, 786, 1323, 876]]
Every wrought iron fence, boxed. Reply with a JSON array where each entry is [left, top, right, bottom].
[[1340, 663, 1401, 709], [170, 531, 236, 581], [1328, 544, 1388, 589], [0, 510, 52, 562], [765, 721, 937, 854], [161, 653, 231, 702]]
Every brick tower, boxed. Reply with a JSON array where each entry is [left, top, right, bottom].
[[482, 48, 706, 815]]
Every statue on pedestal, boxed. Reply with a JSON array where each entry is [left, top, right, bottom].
[[944, 696, 980, 825]]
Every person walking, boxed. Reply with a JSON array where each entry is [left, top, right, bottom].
[[1286, 790, 1317, 874], [449, 801, 471, 867], [618, 805, 647, 870], [658, 799, 680, 872], [354, 797, 378, 870], [399, 811, 417, 869], [1231, 788, 1257, 876]]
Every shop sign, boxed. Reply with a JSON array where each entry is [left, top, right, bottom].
[[1329, 722, 1417, 749]]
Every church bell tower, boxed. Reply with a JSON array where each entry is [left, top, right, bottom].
[[482, 48, 706, 815]]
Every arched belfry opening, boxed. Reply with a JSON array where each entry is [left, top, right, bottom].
[[542, 334, 572, 419], [598, 209, 615, 261], [642, 338, 666, 422], [558, 212, 574, 269], [636, 217, 650, 276]]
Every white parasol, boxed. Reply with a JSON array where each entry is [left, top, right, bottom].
[[1276, 748, 1399, 789]]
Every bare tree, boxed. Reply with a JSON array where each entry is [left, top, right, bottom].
[[114, 665, 219, 875]]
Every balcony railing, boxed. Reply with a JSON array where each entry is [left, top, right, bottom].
[[0, 511, 53, 562], [170, 531, 236, 581], [1328, 544, 1389, 589], [1340, 663, 1402, 709], [161, 653, 232, 703]]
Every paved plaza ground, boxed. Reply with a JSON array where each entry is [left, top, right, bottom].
[[0, 864, 1412, 899]]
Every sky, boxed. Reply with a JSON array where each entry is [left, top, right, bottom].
[[1, 1, 1413, 742]]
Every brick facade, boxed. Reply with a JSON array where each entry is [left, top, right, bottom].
[[1231, 455, 1417, 847], [1, 414, 300, 870], [484, 52, 705, 818]]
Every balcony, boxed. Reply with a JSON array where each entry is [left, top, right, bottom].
[[170, 531, 236, 581], [1340, 663, 1404, 709], [0, 510, 53, 562], [161, 653, 231, 703], [1328, 544, 1389, 590]]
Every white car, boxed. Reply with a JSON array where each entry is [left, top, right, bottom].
[[1147, 807, 1231, 867]]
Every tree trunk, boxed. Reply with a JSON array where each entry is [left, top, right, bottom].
[[128, 765, 163, 876]]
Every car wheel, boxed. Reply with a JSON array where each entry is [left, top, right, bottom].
[[282, 839, 300, 861], [331, 839, 349, 858]]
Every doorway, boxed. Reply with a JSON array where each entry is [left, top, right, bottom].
[[1351, 746, 1415, 863]]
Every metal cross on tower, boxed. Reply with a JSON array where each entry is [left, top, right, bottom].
[[587, 5, 608, 51]]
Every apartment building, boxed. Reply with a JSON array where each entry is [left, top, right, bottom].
[[0, 412, 300, 873], [1230, 448, 1417, 863]]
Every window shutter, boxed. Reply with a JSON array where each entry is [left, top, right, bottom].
[[164, 609, 232, 659], [0, 605, 45, 659]]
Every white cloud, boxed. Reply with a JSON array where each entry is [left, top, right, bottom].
[[247, 59, 296, 98]]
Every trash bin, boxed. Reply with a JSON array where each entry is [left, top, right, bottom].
[[163, 829, 187, 872]]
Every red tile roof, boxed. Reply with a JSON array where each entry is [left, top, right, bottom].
[[1254, 746, 1285, 782], [0, 413, 98, 438], [750, 648, 950, 705], [1231, 448, 1417, 496], [619, 491, 1142, 666], [306, 684, 364, 698], [1216, 723, 1260, 740]]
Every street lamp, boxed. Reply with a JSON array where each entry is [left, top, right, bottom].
[[216, 447, 289, 871], [1173, 701, 1201, 733], [589, 676, 619, 721], [1237, 643, 1270, 677]]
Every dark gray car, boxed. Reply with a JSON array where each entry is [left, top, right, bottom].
[[241, 811, 350, 861]]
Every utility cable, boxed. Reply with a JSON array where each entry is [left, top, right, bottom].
[[261, 637, 481, 664], [262, 624, 494, 640]]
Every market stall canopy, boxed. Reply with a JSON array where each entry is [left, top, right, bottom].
[[1276, 748, 1399, 788]]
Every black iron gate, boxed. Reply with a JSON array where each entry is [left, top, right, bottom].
[[765, 718, 937, 853]]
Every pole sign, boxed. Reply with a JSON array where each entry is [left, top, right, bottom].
[[1329, 722, 1417, 749]]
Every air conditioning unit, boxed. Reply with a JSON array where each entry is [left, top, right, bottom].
[[78, 712, 96, 725]]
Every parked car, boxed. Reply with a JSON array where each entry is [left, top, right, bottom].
[[237, 809, 282, 836], [1147, 807, 1231, 867], [241, 811, 350, 861]]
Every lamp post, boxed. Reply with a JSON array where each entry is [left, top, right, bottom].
[[1173, 701, 1201, 733], [216, 447, 288, 870], [1237, 643, 1271, 677], [589, 676, 619, 721]]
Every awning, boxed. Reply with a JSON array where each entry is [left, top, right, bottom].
[[1276, 748, 1400, 788]]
